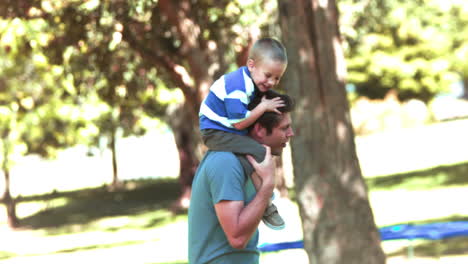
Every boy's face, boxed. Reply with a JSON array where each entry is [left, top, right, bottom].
[[247, 58, 287, 93]]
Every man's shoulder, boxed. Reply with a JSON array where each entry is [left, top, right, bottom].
[[202, 151, 243, 173], [205, 151, 239, 163]]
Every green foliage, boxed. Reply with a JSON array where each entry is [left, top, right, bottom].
[[446, 3, 468, 78], [26, 1, 171, 150], [11, 0, 275, 150], [0, 18, 85, 164], [340, 0, 463, 102], [0, 0, 277, 192]]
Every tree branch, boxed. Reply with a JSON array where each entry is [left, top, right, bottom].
[[121, 18, 195, 100]]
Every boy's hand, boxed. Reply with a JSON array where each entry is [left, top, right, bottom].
[[246, 145, 276, 189], [260, 96, 285, 114]]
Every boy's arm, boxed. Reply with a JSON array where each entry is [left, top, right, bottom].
[[232, 96, 284, 130], [232, 103, 267, 130]]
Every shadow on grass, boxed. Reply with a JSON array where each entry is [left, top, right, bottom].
[[387, 236, 468, 258], [386, 215, 468, 258], [366, 161, 468, 190], [17, 178, 182, 230], [387, 236, 468, 259]]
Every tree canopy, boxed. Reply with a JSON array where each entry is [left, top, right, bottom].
[[340, 0, 465, 102]]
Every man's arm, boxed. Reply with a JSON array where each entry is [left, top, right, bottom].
[[214, 146, 276, 249]]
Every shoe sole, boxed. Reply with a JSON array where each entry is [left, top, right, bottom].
[[263, 221, 286, 230]]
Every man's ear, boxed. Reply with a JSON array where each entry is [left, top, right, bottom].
[[252, 122, 266, 139]]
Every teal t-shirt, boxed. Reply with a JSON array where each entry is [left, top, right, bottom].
[[188, 151, 259, 264]]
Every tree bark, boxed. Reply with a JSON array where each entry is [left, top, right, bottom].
[[463, 78, 468, 100], [278, 1, 386, 263], [110, 124, 119, 189], [165, 102, 203, 210], [2, 138, 18, 228], [3, 181, 18, 228]]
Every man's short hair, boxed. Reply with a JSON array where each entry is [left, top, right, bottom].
[[247, 90, 294, 134], [248, 38, 288, 64]]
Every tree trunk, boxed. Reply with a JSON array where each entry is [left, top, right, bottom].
[[3, 179, 18, 228], [278, 1, 386, 264], [2, 138, 18, 228], [165, 102, 203, 210], [463, 78, 468, 100], [110, 125, 119, 189]]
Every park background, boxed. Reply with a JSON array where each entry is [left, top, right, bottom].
[[1, 0, 468, 263]]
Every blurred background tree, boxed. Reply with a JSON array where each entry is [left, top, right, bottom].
[[48, 4, 167, 189], [0, 18, 86, 227], [0, 0, 277, 213], [445, 2, 468, 99], [339, 0, 464, 102]]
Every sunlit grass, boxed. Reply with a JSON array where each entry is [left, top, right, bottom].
[[15, 197, 69, 219], [1, 174, 466, 264], [366, 161, 468, 191], [0, 184, 188, 263]]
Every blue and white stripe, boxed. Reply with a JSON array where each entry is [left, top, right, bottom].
[[199, 66, 256, 135]]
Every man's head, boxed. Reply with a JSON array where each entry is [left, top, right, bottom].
[[248, 90, 294, 156], [247, 38, 288, 93]]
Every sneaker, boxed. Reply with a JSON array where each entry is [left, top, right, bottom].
[[262, 203, 285, 230]]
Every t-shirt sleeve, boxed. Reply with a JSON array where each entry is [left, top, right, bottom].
[[224, 90, 249, 123], [208, 153, 245, 204]]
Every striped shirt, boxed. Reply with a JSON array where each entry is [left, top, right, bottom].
[[199, 66, 256, 135]]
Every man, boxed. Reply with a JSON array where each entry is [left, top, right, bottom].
[[188, 91, 295, 264]]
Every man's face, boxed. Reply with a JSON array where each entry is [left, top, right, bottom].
[[260, 113, 294, 156], [247, 58, 287, 93]]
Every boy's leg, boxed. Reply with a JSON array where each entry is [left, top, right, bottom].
[[238, 156, 285, 230], [202, 129, 266, 176]]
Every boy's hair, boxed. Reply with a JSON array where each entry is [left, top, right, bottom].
[[248, 38, 288, 64], [247, 90, 294, 135]]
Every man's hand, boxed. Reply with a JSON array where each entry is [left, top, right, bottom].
[[260, 96, 285, 114], [246, 145, 276, 189]]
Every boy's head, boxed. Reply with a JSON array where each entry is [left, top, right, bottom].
[[247, 38, 288, 93]]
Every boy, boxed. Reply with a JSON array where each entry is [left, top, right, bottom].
[[199, 37, 288, 230]]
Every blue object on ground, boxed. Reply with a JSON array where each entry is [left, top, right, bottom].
[[379, 221, 468, 240], [258, 221, 468, 252]]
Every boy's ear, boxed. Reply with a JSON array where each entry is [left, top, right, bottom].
[[247, 58, 255, 70]]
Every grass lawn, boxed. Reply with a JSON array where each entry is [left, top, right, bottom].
[[1, 119, 468, 264]]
